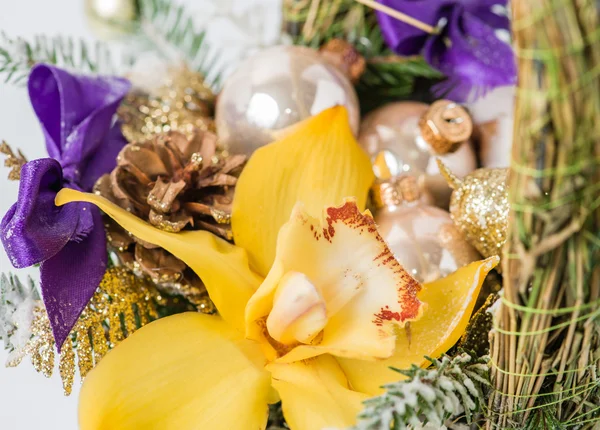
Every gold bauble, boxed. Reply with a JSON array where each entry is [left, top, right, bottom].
[[437, 160, 509, 263], [85, 0, 140, 40]]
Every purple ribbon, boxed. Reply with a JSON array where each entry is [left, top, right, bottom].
[[1, 64, 130, 349], [376, 0, 516, 101]]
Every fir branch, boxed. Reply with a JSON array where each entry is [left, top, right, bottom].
[[0, 32, 116, 85], [524, 403, 566, 430], [0, 273, 39, 361], [357, 56, 443, 113], [283, 0, 443, 111], [352, 353, 490, 430], [138, 0, 221, 84], [266, 402, 288, 430]]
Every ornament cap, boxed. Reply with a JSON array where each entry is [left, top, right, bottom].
[[371, 175, 421, 209], [319, 39, 366, 83], [419, 100, 473, 155]]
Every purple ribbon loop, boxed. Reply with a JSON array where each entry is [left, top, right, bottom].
[[1, 64, 130, 349]]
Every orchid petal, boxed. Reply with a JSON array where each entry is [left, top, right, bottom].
[[55, 188, 262, 332], [246, 200, 423, 363], [79, 313, 272, 430], [232, 106, 374, 277], [267, 355, 367, 430], [337, 257, 498, 395]]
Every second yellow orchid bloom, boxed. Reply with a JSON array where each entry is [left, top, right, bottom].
[[56, 107, 497, 430]]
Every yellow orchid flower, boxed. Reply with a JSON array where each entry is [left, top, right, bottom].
[[55, 107, 498, 430]]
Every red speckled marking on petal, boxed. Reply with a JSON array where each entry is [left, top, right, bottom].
[[323, 201, 379, 242], [323, 201, 423, 327]]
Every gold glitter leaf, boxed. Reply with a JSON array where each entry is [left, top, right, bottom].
[[0, 141, 27, 181], [7, 267, 164, 395], [458, 293, 498, 356]]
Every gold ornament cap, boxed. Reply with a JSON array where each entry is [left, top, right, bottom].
[[419, 100, 473, 155], [371, 175, 421, 209]]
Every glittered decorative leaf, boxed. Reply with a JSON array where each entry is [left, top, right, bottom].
[[0, 141, 27, 180], [7, 267, 164, 395], [0, 273, 39, 361]]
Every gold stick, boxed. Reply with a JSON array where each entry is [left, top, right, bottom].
[[353, 0, 437, 34]]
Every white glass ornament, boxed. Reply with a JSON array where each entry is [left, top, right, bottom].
[[359, 100, 477, 208], [372, 175, 480, 283], [216, 45, 360, 156]]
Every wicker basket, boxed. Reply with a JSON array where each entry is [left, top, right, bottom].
[[284, 1, 600, 428]]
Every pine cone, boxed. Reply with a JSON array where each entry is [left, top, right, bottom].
[[95, 130, 245, 306]]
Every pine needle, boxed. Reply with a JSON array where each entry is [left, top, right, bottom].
[[352, 353, 490, 430], [0, 32, 116, 85]]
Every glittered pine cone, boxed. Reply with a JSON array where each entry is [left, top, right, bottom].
[[94, 130, 245, 308]]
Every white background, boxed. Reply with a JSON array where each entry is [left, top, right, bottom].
[[0, 0, 280, 428]]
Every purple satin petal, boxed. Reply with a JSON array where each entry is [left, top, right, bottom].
[[375, 0, 513, 100], [424, 7, 516, 101], [376, 0, 454, 56], [28, 64, 130, 184], [78, 121, 128, 191], [40, 209, 107, 350], [464, 2, 509, 30], [0, 159, 79, 267]]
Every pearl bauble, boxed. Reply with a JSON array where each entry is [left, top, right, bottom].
[[372, 176, 480, 283], [359, 100, 477, 208], [216, 45, 360, 156]]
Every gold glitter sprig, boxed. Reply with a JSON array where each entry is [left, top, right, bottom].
[[7, 267, 164, 395], [0, 141, 27, 180]]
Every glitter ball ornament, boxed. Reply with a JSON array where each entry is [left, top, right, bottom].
[[216, 45, 360, 156], [437, 160, 509, 263], [372, 174, 480, 283], [359, 100, 477, 207], [118, 67, 215, 143]]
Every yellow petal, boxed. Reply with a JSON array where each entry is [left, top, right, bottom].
[[268, 355, 368, 430], [55, 188, 262, 332], [246, 200, 423, 363], [79, 313, 272, 430], [336, 257, 498, 395], [232, 106, 375, 276]]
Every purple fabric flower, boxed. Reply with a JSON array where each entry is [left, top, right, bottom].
[[1, 64, 130, 349], [376, 0, 516, 101]]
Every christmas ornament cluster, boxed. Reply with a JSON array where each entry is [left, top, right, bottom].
[[0, 1, 527, 429]]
